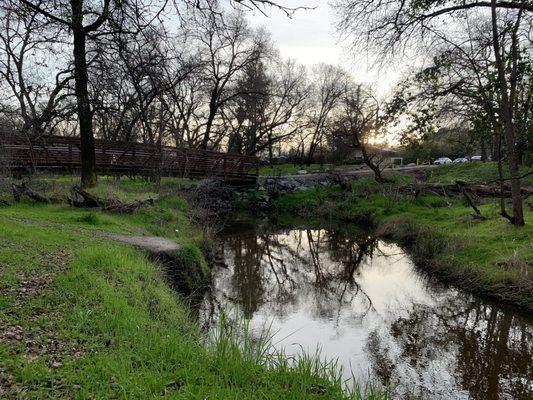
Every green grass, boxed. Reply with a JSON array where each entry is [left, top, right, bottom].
[[259, 163, 334, 176], [426, 162, 533, 186], [0, 179, 386, 399], [0, 174, 200, 204], [269, 176, 533, 308]]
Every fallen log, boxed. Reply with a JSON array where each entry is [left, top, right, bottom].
[[12, 182, 49, 203], [68, 186, 103, 208], [398, 182, 533, 198], [102, 198, 156, 214], [68, 185, 157, 213]]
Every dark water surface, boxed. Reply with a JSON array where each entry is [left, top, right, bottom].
[[198, 221, 533, 399]]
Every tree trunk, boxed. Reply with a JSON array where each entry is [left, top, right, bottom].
[[306, 142, 317, 166], [354, 131, 388, 184], [490, 0, 524, 225], [481, 138, 488, 161], [71, 0, 97, 188], [201, 94, 218, 150], [268, 131, 273, 166], [496, 130, 512, 221], [305, 152, 312, 166], [200, 114, 214, 150], [361, 145, 386, 183], [501, 113, 524, 225], [491, 131, 499, 161]]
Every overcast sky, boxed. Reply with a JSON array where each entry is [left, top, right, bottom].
[[246, 1, 343, 65], [243, 0, 402, 97]]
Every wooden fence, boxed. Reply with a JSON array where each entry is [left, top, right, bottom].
[[0, 134, 259, 184]]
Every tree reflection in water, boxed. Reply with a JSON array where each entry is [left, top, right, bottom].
[[199, 223, 532, 399]]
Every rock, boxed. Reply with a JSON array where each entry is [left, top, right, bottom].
[[184, 179, 238, 214]]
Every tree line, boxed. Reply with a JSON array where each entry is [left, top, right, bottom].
[[333, 0, 532, 226], [0, 0, 531, 226], [0, 0, 377, 184]]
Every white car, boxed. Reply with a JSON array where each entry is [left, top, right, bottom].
[[471, 156, 482, 162], [453, 157, 469, 163], [434, 157, 452, 165]]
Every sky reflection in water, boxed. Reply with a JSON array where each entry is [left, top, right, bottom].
[[199, 224, 533, 399]]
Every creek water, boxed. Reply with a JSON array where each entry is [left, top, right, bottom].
[[198, 220, 532, 399]]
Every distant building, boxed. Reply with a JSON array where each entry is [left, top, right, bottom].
[[350, 145, 400, 166]]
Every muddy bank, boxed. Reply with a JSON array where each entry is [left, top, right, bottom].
[[108, 233, 210, 296]]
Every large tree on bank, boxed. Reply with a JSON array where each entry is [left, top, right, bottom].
[[333, 0, 532, 226], [16, 0, 299, 187], [19, 0, 143, 187]]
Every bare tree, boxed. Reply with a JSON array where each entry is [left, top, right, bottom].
[[0, 1, 73, 137], [386, 12, 532, 221], [336, 84, 389, 183], [185, 0, 310, 17], [223, 57, 309, 158], [333, 0, 533, 225], [18, 0, 169, 187], [304, 63, 348, 165], [4, 0, 308, 185], [187, 10, 268, 149], [164, 70, 207, 148], [489, 0, 528, 225]]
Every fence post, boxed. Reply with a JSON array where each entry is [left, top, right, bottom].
[[68, 143, 72, 172], [132, 146, 136, 177], [223, 157, 227, 181]]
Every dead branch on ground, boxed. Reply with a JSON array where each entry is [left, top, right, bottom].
[[12, 182, 50, 203], [68, 186, 157, 213], [456, 181, 486, 220], [329, 172, 352, 191], [398, 182, 533, 198]]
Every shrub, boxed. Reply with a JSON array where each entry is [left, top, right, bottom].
[[77, 212, 100, 225]]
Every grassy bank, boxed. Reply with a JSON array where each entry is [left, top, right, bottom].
[[268, 173, 532, 309], [259, 163, 333, 176], [424, 162, 533, 186], [259, 161, 533, 183], [0, 178, 384, 399]]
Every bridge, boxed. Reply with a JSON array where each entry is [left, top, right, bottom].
[[0, 134, 259, 184]]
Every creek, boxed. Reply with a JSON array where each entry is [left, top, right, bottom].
[[198, 220, 532, 399]]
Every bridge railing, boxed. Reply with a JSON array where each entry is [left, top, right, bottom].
[[0, 134, 259, 183]]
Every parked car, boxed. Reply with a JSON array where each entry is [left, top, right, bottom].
[[453, 157, 469, 163], [434, 157, 452, 165], [471, 156, 483, 162]]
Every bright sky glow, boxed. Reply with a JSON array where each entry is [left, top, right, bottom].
[[244, 0, 404, 99]]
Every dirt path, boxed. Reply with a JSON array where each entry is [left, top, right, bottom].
[[3, 215, 179, 255], [108, 234, 179, 254], [258, 165, 436, 183]]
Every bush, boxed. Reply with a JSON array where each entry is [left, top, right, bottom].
[[76, 212, 100, 225]]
